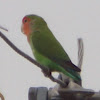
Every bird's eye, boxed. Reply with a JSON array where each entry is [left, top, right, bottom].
[[24, 19, 27, 23]]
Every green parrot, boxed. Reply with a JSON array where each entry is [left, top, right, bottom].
[[21, 14, 81, 82]]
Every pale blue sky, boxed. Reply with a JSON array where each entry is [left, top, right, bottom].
[[0, 0, 100, 100]]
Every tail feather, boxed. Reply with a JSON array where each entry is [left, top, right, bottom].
[[63, 61, 81, 72], [61, 67, 81, 82]]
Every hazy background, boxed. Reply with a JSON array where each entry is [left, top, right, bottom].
[[0, 0, 100, 100]]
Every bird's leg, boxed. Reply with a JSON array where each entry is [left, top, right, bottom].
[[42, 68, 52, 77], [42, 69, 67, 87], [58, 74, 70, 86]]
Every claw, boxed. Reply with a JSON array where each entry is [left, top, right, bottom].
[[42, 69, 51, 77]]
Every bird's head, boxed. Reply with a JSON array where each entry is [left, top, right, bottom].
[[21, 14, 47, 36]]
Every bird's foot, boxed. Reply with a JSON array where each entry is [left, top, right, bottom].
[[42, 69, 51, 77], [42, 69, 67, 87], [58, 74, 70, 86]]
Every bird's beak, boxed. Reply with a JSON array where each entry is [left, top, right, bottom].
[[21, 22, 31, 36]]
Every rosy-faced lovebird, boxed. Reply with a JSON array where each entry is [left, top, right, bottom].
[[21, 14, 81, 82]]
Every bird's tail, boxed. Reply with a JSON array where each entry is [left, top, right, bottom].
[[61, 67, 81, 82]]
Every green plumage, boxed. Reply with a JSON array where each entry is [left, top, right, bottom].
[[26, 15, 81, 82]]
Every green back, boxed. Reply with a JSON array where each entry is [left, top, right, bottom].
[[27, 15, 80, 72], [29, 25, 71, 63]]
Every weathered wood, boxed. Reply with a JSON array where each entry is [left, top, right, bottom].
[[29, 87, 48, 100], [29, 87, 100, 100], [58, 88, 94, 100]]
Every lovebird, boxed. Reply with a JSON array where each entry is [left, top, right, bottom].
[[21, 14, 81, 82]]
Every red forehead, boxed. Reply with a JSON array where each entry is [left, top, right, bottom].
[[22, 17, 31, 23]]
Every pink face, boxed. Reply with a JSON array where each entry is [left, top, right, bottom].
[[21, 17, 31, 36]]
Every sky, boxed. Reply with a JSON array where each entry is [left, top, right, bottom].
[[0, 0, 100, 100]]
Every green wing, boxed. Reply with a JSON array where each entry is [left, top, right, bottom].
[[30, 29, 80, 72]]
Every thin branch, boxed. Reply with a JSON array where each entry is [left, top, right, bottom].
[[49, 75, 66, 87], [0, 25, 8, 32], [0, 31, 66, 87], [0, 92, 5, 100]]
